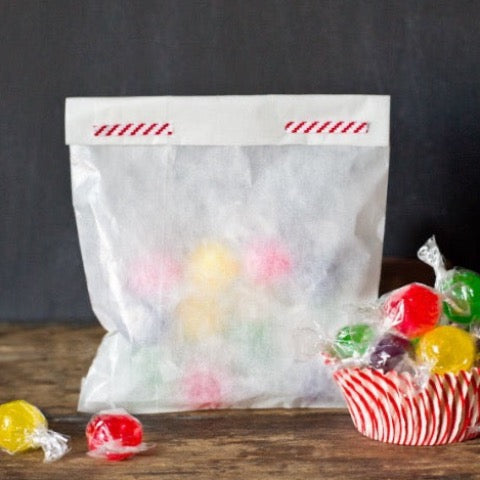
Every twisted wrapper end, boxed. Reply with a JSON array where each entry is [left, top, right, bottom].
[[29, 428, 70, 463], [417, 235, 447, 285]]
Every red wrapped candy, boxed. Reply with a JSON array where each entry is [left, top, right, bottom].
[[383, 283, 441, 339], [86, 410, 152, 461]]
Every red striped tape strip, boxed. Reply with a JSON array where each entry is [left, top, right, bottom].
[[285, 121, 369, 134], [93, 121, 367, 136], [93, 123, 173, 137], [333, 367, 480, 445]]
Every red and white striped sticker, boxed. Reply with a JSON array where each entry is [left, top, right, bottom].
[[333, 367, 480, 445], [285, 121, 369, 134], [93, 123, 173, 137]]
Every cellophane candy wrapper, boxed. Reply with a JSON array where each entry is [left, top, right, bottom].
[[86, 409, 153, 461], [65, 95, 390, 413], [0, 400, 69, 462], [320, 238, 480, 445], [418, 235, 480, 324]]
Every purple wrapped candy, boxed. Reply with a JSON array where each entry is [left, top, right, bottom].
[[369, 334, 411, 372]]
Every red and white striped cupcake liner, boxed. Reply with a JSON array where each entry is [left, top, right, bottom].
[[333, 367, 480, 445]]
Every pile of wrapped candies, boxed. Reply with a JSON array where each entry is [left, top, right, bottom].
[[124, 238, 294, 408], [0, 402, 151, 462], [328, 237, 480, 378]]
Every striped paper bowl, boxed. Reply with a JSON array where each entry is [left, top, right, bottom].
[[333, 367, 480, 445]]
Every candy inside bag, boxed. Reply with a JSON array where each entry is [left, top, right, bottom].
[[0, 400, 69, 463]]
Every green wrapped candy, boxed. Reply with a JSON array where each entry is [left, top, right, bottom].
[[439, 268, 480, 324], [333, 324, 375, 359], [418, 237, 480, 325], [228, 319, 273, 362]]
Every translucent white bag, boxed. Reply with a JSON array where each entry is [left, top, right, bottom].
[[65, 95, 390, 412]]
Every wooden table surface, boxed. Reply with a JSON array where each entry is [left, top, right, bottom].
[[3, 259, 480, 480]]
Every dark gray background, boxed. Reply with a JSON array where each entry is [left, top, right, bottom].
[[1, 1, 479, 322]]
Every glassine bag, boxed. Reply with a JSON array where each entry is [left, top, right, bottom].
[[65, 95, 390, 413]]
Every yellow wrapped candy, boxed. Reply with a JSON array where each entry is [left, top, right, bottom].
[[176, 296, 223, 340], [187, 242, 239, 292], [0, 400, 69, 462], [416, 326, 476, 374]]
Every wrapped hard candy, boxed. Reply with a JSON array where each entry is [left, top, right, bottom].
[[243, 239, 292, 285], [333, 324, 376, 359], [439, 269, 480, 324], [369, 333, 411, 372], [86, 410, 153, 461], [418, 236, 480, 324], [0, 400, 69, 462], [415, 325, 476, 374], [181, 369, 225, 410], [383, 283, 441, 339], [176, 296, 224, 340], [187, 241, 239, 292], [127, 253, 181, 299]]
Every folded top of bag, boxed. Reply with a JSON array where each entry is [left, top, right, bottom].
[[65, 95, 389, 147]]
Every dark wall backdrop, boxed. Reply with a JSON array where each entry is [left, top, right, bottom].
[[1, 0, 480, 321]]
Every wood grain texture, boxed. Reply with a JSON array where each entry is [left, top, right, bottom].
[[2, 259, 480, 479]]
